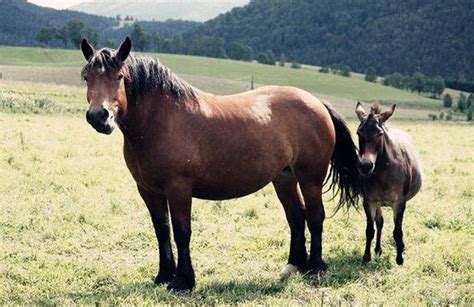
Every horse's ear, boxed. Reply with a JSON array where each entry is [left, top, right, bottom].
[[355, 102, 367, 122], [81, 39, 95, 61], [115, 37, 132, 64], [380, 104, 396, 122]]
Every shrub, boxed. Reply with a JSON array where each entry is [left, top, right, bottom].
[[0, 92, 60, 114], [290, 61, 301, 69], [319, 66, 329, 73], [468, 107, 473, 121], [364, 66, 377, 82], [443, 94, 453, 108]]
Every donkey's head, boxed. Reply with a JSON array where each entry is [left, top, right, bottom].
[[355, 102, 396, 175], [81, 37, 132, 134]]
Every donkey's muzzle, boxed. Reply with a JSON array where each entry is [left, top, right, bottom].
[[360, 160, 375, 175], [86, 108, 114, 134]]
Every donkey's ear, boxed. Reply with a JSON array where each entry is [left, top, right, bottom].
[[81, 39, 95, 61], [115, 37, 131, 64], [380, 104, 396, 122], [355, 102, 367, 122]]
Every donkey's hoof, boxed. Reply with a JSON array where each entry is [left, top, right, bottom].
[[154, 271, 175, 285], [167, 274, 195, 292], [374, 248, 382, 257], [396, 255, 404, 265], [280, 264, 299, 280]]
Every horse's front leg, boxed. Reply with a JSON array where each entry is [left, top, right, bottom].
[[165, 179, 195, 291], [137, 185, 176, 285], [393, 201, 406, 265]]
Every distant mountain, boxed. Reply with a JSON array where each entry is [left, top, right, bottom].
[[0, 0, 115, 46], [0, 0, 198, 48], [70, 0, 250, 22], [187, 0, 474, 82]]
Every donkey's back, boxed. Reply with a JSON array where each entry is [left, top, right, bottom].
[[387, 128, 423, 202]]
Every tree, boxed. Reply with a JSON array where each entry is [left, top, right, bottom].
[[228, 42, 253, 61], [257, 52, 269, 64], [411, 72, 427, 93], [131, 23, 148, 51], [266, 51, 276, 65], [188, 36, 226, 58], [383, 72, 405, 89], [66, 20, 85, 48], [55, 26, 69, 48], [365, 66, 377, 82], [319, 66, 329, 73], [443, 94, 453, 108], [170, 34, 185, 54], [457, 93, 468, 112], [278, 54, 286, 66], [426, 76, 445, 98], [83, 27, 100, 46], [467, 93, 474, 110], [36, 27, 56, 46], [339, 65, 351, 77]]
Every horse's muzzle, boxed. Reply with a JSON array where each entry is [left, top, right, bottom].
[[86, 108, 114, 135]]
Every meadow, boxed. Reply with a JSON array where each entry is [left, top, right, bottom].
[[0, 47, 472, 305]]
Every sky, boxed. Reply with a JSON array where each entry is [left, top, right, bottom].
[[29, 0, 94, 10]]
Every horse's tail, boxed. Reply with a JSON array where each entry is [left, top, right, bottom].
[[322, 102, 361, 211]]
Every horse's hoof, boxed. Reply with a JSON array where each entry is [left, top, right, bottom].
[[167, 274, 195, 292], [280, 264, 299, 280], [396, 255, 404, 265], [362, 255, 371, 265], [154, 271, 175, 285], [306, 261, 327, 275]]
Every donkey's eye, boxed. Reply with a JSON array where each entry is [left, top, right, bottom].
[[83, 76, 88, 82]]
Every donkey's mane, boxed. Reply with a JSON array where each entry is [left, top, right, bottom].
[[81, 48, 197, 103]]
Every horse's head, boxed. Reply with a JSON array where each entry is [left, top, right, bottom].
[[81, 37, 132, 134], [355, 102, 396, 176]]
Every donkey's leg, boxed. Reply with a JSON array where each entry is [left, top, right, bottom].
[[393, 201, 406, 265], [273, 174, 307, 279], [362, 201, 376, 264], [165, 179, 195, 291], [297, 177, 327, 274], [374, 207, 384, 257], [137, 185, 176, 285]]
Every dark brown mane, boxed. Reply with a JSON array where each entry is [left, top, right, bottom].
[[81, 48, 197, 104]]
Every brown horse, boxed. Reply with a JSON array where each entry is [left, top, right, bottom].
[[355, 102, 422, 265], [80, 37, 361, 291]]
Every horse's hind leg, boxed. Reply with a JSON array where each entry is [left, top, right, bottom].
[[362, 201, 376, 264], [374, 207, 384, 257], [295, 171, 327, 274], [137, 185, 176, 285], [273, 174, 307, 279], [393, 201, 406, 265]]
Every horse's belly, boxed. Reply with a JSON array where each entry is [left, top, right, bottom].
[[192, 181, 270, 200]]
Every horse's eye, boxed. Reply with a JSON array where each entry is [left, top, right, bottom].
[[116, 74, 124, 81], [83, 76, 88, 82]]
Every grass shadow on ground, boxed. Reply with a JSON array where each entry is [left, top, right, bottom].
[[308, 248, 393, 288]]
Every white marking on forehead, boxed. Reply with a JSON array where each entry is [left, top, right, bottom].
[[251, 95, 272, 123], [96, 64, 106, 75]]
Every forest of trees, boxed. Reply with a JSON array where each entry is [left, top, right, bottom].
[[1, 0, 473, 89]]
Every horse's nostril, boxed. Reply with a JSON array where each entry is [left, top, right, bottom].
[[99, 108, 109, 121]]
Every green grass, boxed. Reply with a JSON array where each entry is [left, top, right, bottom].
[[0, 113, 472, 305], [0, 46, 440, 107]]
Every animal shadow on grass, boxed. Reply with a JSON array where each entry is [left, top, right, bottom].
[[69, 278, 288, 304], [307, 249, 393, 288]]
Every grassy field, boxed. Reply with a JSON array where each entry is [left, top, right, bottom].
[[0, 46, 440, 107], [0, 113, 472, 305], [0, 47, 472, 305]]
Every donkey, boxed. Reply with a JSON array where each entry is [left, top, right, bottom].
[[355, 102, 422, 265]]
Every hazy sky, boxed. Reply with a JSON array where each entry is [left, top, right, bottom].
[[29, 0, 94, 9]]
